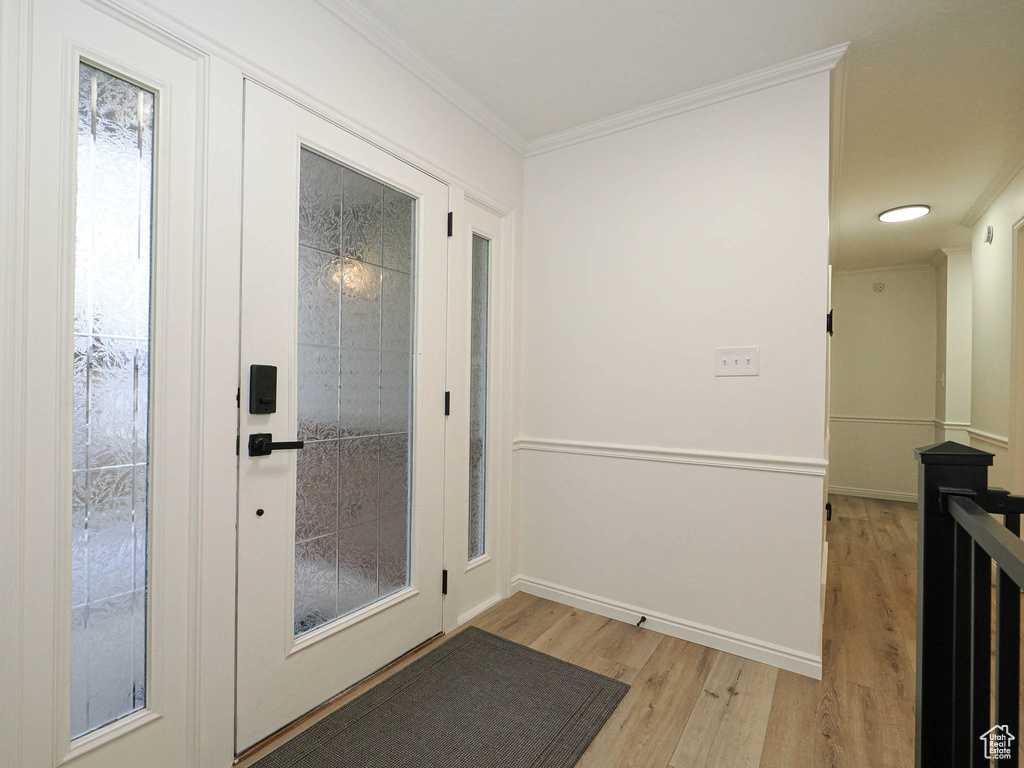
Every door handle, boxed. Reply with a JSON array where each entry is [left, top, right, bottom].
[[248, 433, 305, 457]]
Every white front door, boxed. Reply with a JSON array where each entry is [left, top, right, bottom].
[[235, 82, 449, 752], [19, 0, 202, 764]]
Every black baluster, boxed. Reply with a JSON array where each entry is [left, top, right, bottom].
[[995, 512, 1020, 768], [970, 540, 992, 768], [952, 521, 973, 768]]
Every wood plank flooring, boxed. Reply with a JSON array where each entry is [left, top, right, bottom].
[[239, 494, 918, 767]]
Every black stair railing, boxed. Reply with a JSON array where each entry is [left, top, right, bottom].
[[916, 442, 1023, 767]]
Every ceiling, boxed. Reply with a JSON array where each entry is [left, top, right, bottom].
[[347, 0, 1024, 270]]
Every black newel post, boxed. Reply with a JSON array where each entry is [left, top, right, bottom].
[[915, 441, 993, 768]]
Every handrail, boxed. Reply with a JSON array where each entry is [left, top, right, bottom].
[[948, 494, 1024, 589], [988, 486, 1024, 516]]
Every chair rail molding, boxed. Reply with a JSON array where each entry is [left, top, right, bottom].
[[525, 42, 849, 157], [512, 438, 827, 477], [828, 414, 936, 427], [832, 262, 936, 277], [968, 427, 1010, 449]]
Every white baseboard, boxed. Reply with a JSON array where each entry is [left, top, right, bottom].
[[510, 575, 822, 680], [828, 486, 917, 503], [456, 593, 503, 626]]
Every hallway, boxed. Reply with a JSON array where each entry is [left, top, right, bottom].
[[241, 494, 918, 768]]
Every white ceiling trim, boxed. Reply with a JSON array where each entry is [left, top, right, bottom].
[[959, 136, 1024, 228], [315, 0, 529, 154], [940, 246, 971, 259], [525, 42, 850, 158]]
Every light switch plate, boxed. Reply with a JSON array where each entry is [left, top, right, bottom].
[[715, 346, 759, 377]]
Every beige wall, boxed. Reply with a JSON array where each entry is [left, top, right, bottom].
[[829, 266, 937, 499], [971, 165, 1024, 488]]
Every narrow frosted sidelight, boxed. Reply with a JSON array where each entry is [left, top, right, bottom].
[[468, 234, 490, 560], [71, 62, 154, 738], [295, 148, 414, 636]]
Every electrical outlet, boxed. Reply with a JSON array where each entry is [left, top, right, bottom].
[[715, 346, 759, 377]]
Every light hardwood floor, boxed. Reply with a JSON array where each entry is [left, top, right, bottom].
[[240, 494, 917, 767]]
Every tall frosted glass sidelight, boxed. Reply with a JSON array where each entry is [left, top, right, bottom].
[[71, 63, 154, 738], [468, 235, 490, 560], [294, 148, 415, 636]]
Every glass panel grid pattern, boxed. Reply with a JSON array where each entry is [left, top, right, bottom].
[[71, 62, 154, 738], [468, 235, 490, 560], [295, 148, 414, 637]]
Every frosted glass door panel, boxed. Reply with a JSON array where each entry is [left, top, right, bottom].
[[295, 148, 414, 636], [71, 62, 154, 738], [468, 234, 490, 560]]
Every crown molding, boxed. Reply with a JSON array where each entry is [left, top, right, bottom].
[[525, 42, 850, 158], [940, 246, 971, 259], [832, 262, 935, 277], [960, 137, 1024, 228], [315, 0, 528, 155]]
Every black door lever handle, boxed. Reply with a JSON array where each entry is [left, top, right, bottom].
[[248, 433, 305, 457]]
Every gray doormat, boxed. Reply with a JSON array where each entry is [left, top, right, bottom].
[[253, 626, 629, 768]]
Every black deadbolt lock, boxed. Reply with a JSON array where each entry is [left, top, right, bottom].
[[249, 364, 277, 414]]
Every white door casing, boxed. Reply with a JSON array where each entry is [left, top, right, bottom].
[[234, 81, 448, 752], [19, 0, 205, 764]]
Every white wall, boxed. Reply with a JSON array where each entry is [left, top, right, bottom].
[[518, 72, 831, 677], [937, 248, 973, 444], [935, 257, 948, 441], [828, 266, 937, 500], [971, 166, 1024, 488]]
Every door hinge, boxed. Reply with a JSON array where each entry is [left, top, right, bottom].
[[235, 434, 240, 456], [826, 309, 833, 336], [447, 211, 453, 237], [442, 569, 448, 595], [444, 390, 450, 416], [825, 501, 832, 522]]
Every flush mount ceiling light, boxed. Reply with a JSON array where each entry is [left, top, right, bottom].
[[878, 204, 931, 223]]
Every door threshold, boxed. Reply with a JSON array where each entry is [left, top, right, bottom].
[[234, 630, 445, 765]]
